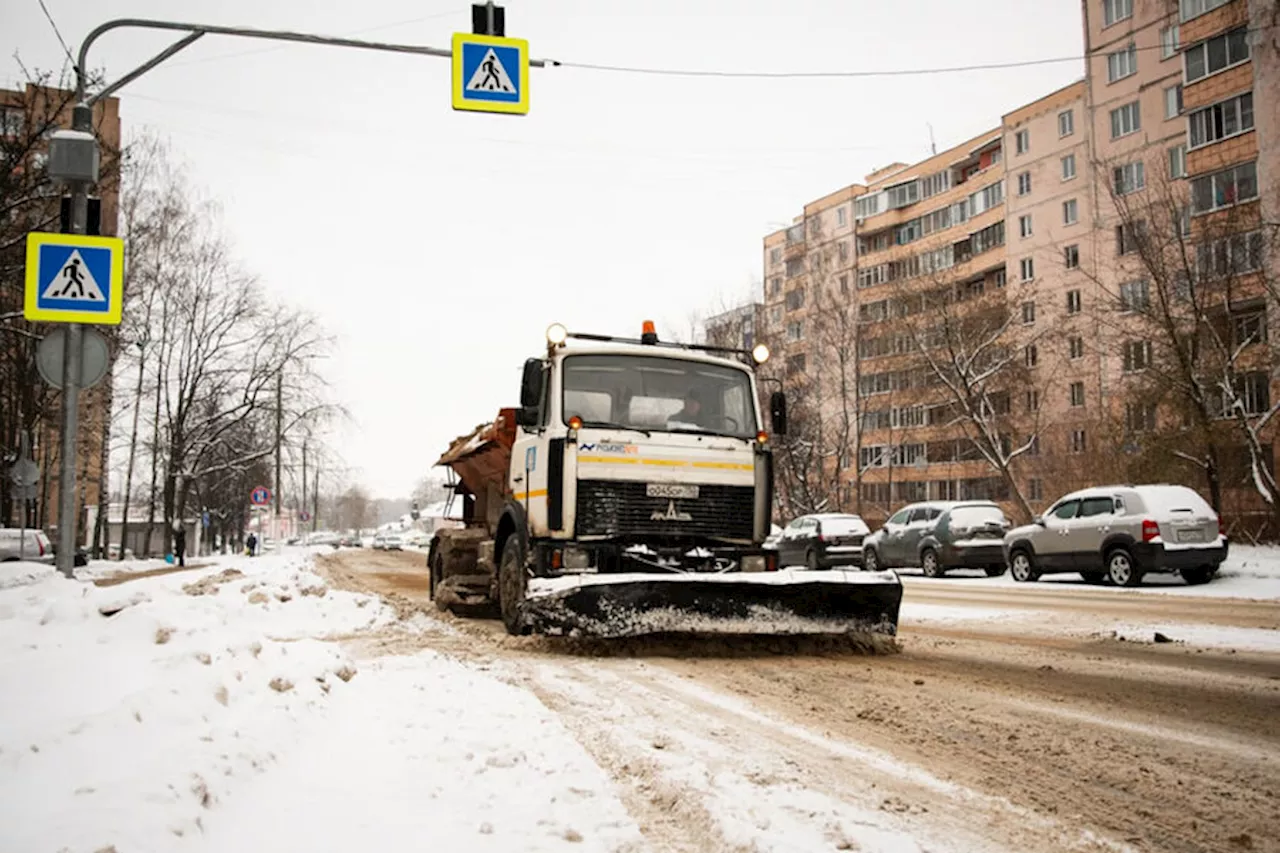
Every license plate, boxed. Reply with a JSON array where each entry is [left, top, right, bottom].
[[647, 483, 699, 499], [1177, 529, 1204, 543]]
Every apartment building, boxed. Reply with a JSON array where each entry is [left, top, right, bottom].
[[1, 84, 122, 542], [755, 0, 1277, 525], [704, 302, 764, 353]]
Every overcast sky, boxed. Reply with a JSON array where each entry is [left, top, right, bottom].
[[5, 0, 1085, 499]]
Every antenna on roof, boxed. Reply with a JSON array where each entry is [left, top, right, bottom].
[[927, 123, 937, 155]]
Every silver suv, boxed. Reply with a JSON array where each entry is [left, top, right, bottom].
[[1003, 484, 1227, 586]]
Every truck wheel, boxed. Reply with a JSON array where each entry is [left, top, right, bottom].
[[921, 549, 944, 578], [429, 551, 448, 611], [1106, 548, 1142, 587], [498, 536, 530, 636], [862, 549, 879, 572], [1180, 566, 1214, 585], [1009, 550, 1039, 582]]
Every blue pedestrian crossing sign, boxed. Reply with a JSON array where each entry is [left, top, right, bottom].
[[25, 232, 124, 325], [452, 32, 529, 115]]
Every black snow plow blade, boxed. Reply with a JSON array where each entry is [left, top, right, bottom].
[[521, 569, 903, 639]]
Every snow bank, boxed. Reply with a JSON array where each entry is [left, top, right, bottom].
[[0, 553, 397, 852], [0, 560, 56, 590]]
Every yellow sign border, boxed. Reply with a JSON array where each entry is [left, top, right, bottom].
[[24, 231, 125, 325], [451, 32, 530, 116]]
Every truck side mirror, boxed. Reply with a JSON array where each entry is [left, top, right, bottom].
[[520, 358, 544, 408], [769, 391, 788, 437]]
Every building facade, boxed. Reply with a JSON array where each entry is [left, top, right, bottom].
[[758, 0, 1277, 528]]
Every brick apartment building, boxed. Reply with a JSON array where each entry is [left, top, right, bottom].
[[1, 84, 122, 545], [755, 0, 1277, 527]]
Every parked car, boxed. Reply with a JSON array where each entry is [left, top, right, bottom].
[[381, 534, 404, 551], [862, 501, 1010, 577], [775, 513, 871, 569], [1003, 484, 1227, 586], [762, 524, 783, 552], [0, 528, 54, 563]]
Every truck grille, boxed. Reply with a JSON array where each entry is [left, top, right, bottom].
[[576, 480, 755, 540]]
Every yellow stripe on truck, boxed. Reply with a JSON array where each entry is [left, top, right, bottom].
[[576, 456, 753, 472], [512, 489, 548, 501]]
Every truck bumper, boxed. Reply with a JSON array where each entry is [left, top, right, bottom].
[[521, 568, 903, 638]]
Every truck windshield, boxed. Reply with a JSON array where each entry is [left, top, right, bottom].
[[562, 354, 758, 439]]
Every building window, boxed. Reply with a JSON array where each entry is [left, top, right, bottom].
[[886, 180, 921, 209], [1117, 220, 1147, 254], [786, 321, 804, 342], [1020, 258, 1035, 282], [1058, 109, 1075, 137], [1161, 24, 1180, 59], [1070, 336, 1084, 359], [1169, 145, 1187, 179], [1017, 171, 1032, 196], [1022, 300, 1036, 324], [1110, 102, 1141, 139], [1061, 153, 1077, 181], [1198, 231, 1264, 280], [786, 354, 807, 376], [1025, 344, 1039, 367], [1185, 27, 1250, 83], [1026, 389, 1040, 412], [1191, 162, 1258, 214], [769, 306, 783, 325], [769, 276, 783, 296], [1067, 289, 1082, 314], [1232, 306, 1267, 347], [1126, 402, 1157, 433], [837, 207, 847, 226], [1029, 479, 1043, 502], [838, 273, 849, 294], [1180, 0, 1233, 24], [1120, 279, 1150, 312], [1015, 129, 1030, 155], [1113, 161, 1145, 195], [785, 257, 804, 278], [769, 248, 781, 265], [1064, 244, 1080, 269], [839, 241, 850, 262], [1123, 340, 1151, 372], [1019, 214, 1033, 238], [785, 286, 806, 311], [1070, 382, 1085, 407], [1071, 429, 1087, 454], [1188, 93, 1254, 149], [1063, 199, 1079, 225], [1107, 43, 1138, 82], [1103, 0, 1133, 27], [1164, 85, 1183, 119]]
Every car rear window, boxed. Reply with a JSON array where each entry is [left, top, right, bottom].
[[820, 516, 867, 535], [1134, 486, 1215, 517], [950, 506, 1007, 528]]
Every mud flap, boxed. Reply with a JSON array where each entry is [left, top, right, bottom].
[[521, 570, 903, 638]]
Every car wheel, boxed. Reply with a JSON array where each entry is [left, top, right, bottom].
[[1080, 571, 1106, 584], [498, 536, 530, 636], [862, 548, 879, 573], [1106, 548, 1142, 587], [984, 565, 1005, 577], [806, 549, 821, 571], [1180, 565, 1214, 585], [1009, 550, 1039, 582], [921, 549, 944, 578]]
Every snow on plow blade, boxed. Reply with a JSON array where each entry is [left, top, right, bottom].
[[522, 569, 903, 639]]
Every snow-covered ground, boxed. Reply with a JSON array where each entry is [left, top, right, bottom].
[[0, 552, 643, 852]]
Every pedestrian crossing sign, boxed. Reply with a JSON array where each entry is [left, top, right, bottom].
[[452, 32, 529, 115], [24, 231, 124, 325]]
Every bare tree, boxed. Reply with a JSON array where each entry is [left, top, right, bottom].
[[1093, 157, 1279, 531]]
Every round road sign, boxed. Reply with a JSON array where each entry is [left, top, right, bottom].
[[36, 327, 111, 390], [299, 509, 312, 522], [250, 486, 272, 506]]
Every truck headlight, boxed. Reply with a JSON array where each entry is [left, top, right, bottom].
[[742, 555, 766, 572], [562, 547, 593, 572]]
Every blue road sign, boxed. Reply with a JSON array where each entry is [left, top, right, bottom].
[[452, 33, 529, 115], [25, 232, 124, 325]]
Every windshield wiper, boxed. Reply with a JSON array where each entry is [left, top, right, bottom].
[[580, 420, 652, 437], [666, 425, 748, 440]]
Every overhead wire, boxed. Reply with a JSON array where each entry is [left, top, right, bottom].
[[34, 0, 75, 66]]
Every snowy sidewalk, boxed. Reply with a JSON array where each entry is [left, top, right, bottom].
[[0, 552, 639, 853]]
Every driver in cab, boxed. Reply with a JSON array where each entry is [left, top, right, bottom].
[[669, 388, 709, 429]]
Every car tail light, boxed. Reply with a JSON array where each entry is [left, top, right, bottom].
[[765, 552, 778, 572], [1141, 519, 1160, 542]]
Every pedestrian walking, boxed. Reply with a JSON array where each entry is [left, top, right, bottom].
[[246, 532, 258, 557], [173, 522, 187, 568]]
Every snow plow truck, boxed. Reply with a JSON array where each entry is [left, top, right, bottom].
[[426, 320, 903, 638]]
